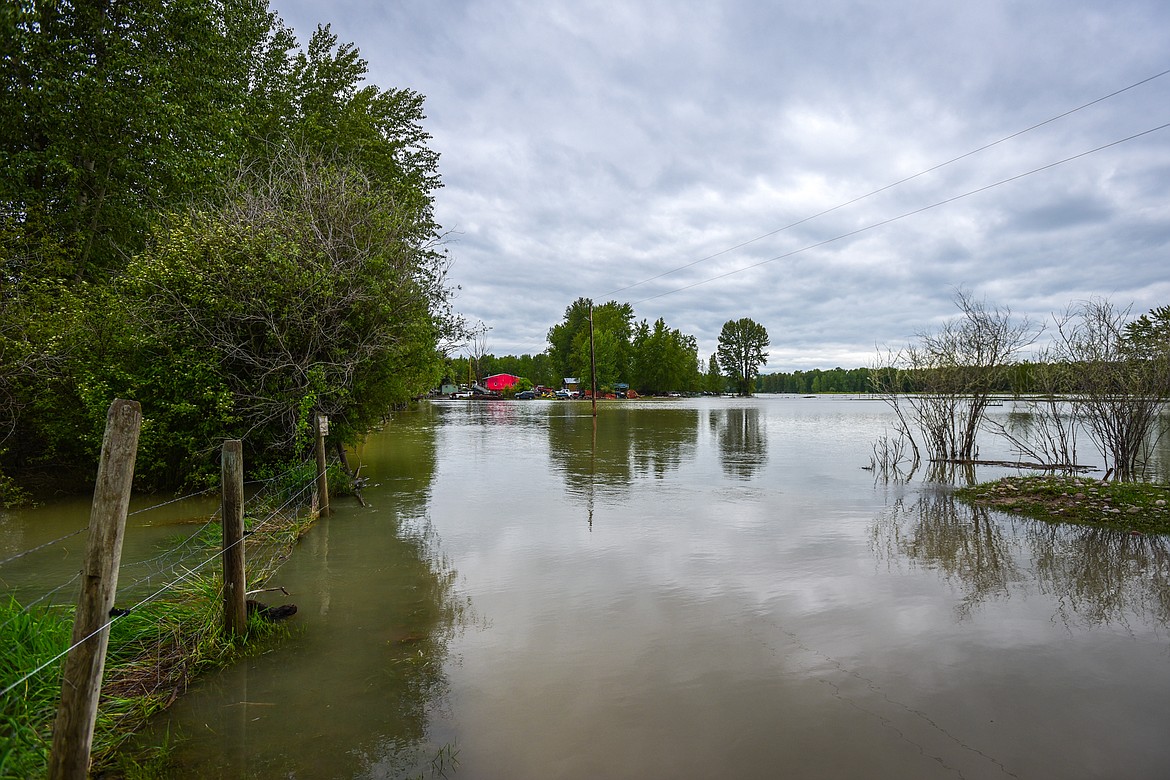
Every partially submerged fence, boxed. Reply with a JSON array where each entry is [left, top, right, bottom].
[[0, 401, 333, 777]]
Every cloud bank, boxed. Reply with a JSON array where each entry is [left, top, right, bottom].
[[276, 0, 1170, 370]]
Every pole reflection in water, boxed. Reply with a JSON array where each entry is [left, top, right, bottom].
[[588, 415, 596, 530], [547, 405, 700, 503], [114, 398, 1170, 778]]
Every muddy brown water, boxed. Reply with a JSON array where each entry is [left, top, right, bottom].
[[7, 397, 1170, 778]]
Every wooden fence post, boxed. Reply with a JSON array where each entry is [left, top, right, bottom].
[[221, 440, 247, 638], [49, 399, 142, 780], [315, 415, 330, 516]]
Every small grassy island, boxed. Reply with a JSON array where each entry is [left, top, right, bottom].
[[956, 476, 1170, 535]]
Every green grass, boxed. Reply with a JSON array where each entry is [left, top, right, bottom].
[[0, 600, 71, 779], [955, 475, 1170, 534], [0, 587, 289, 779]]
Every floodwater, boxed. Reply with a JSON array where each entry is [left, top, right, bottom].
[[8, 397, 1170, 778]]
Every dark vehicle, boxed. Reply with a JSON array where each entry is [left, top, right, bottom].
[[515, 390, 536, 399]]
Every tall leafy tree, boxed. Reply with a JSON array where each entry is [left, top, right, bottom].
[[1, 0, 271, 282], [112, 150, 457, 487], [705, 352, 724, 393], [2, 0, 281, 485], [1, 1, 461, 490], [631, 318, 700, 394], [547, 299, 633, 384], [717, 318, 770, 396]]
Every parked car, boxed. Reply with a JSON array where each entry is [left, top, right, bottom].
[[515, 390, 536, 400], [554, 389, 571, 398]]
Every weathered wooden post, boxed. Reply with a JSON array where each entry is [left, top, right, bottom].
[[221, 439, 247, 638], [315, 414, 330, 516], [49, 399, 142, 780]]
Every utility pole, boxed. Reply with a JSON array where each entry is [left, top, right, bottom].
[[589, 302, 598, 418]]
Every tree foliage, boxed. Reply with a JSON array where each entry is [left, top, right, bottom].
[[112, 152, 453, 484], [1123, 305, 1170, 360], [717, 318, 770, 396], [0, 1, 460, 492], [705, 353, 724, 394], [757, 366, 876, 394], [630, 318, 700, 394], [546, 299, 634, 386], [544, 300, 702, 394]]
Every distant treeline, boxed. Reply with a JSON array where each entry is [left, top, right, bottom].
[[453, 357, 1085, 396], [756, 367, 878, 394], [756, 361, 1150, 395]]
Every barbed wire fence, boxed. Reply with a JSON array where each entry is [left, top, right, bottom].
[[0, 454, 320, 635], [0, 413, 342, 779]]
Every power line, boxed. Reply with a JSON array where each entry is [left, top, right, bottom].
[[632, 121, 1170, 304], [603, 67, 1170, 300]]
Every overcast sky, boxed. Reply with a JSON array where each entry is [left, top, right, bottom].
[[275, 0, 1170, 372]]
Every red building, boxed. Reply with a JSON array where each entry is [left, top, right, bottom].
[[483, 373, 521, 392]]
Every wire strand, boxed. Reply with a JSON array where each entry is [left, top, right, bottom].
[[632, 121, 1170, 304], [604, 67, 1170, 300], [1, 457, 324, 698]]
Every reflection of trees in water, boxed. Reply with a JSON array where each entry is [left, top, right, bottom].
[[872, 489, 1023, 618], [1025, 522, 1170, 629], [350, 409, 474, 776], [355, 517, 471, 778], [238, 407, 471, 778], [546, 407, 700, 500], [354, 403, 443, 514], [872, 488, 1170, 628], [710, 406, 768, 480]]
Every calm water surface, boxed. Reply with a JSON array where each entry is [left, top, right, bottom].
[[13, 397, 1170, 778]]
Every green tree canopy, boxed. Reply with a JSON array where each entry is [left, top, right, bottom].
[[1123, 305, 1170, 361], [0, 1, 460, 491], [630, 318, 700, 394], [705, 352, 724, 393], [547, 299, 634, 384], [717, 318, 770, 396]]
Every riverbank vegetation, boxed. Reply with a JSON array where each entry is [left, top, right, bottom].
[[955, 476, 1170, 534], [868, 296, 1170, 484], [1, 1, 465, 501]]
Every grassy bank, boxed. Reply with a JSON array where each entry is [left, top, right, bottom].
[[0, 485, 319, 778], [955, 475, 1170, 534]]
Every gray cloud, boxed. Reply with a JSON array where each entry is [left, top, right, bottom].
[[276, 0, 1170, 369]]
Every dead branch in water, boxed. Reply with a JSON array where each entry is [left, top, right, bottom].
[[933, 458, 1097, 472]]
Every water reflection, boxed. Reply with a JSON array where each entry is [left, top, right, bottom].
[[547, 406, 699, 501], [873, 488, 1170, 628], [138, 411, 469, 778], [872, 489, 1024, 618], [709, 406, 769, 479]]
